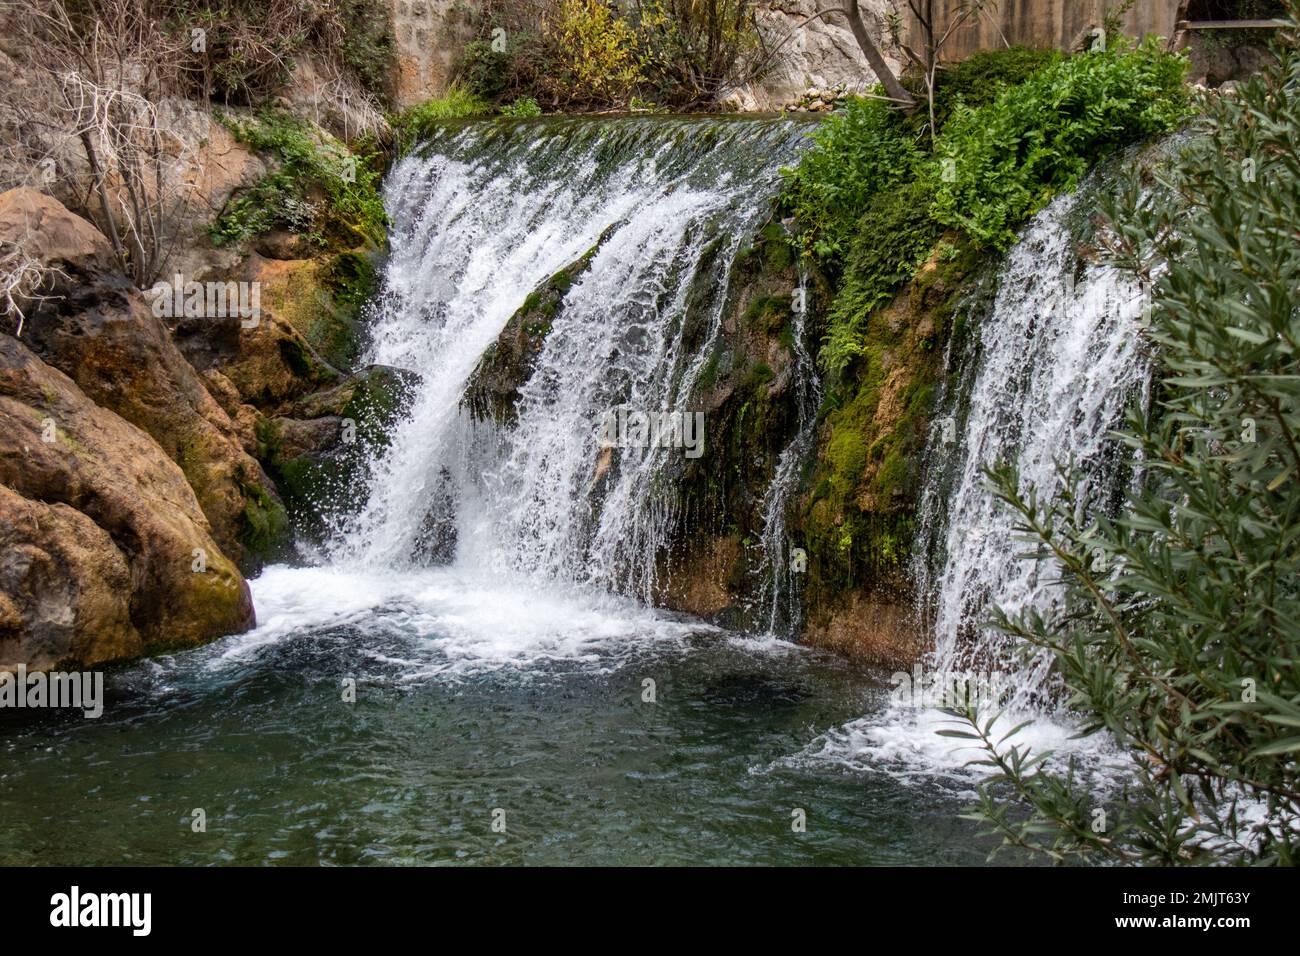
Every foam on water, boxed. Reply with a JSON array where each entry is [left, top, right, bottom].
[[231, 564, 712, 679]]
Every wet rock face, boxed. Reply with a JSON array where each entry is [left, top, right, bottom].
[[259, 365, 420, 541], [463, 234, 608, 426], [0, 335, 254, 670]]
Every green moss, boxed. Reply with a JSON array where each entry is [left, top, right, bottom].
[[211, 109, 387, 251], [741, 295, 790, 335], [826, 429, 867, 500], [757, 222, 794, 272], [390, 84, 493, 155], [278, 336, 324, 381], [235, 477, 290, 560], [697, 350, 721, 392], [819, 178, 943, 376]]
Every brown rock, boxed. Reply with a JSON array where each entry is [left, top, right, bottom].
[[0, 334, 253, 669], [803, 591, 928, 667], [2, 190, 288, 568], [175, 254, 344, 412], [0, 486, 139, 670], [0, 187, 116, 297]]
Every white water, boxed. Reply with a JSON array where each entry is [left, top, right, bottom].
[[919, 192, 1150, 707], [238, 565, 708, 680], [261, 122, 1148, 783], [325, 119, 815, 606], [757, 263, 821, 635], [809, 189, 1149, 777]]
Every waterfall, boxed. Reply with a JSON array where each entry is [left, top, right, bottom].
[[777, 187, 1152, 779], [331, 117, 815, 602], [914, 189, 1150, 712], [757, 263, 821, 636]]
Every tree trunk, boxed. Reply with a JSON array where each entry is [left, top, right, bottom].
[[841, 1, 916, 107]]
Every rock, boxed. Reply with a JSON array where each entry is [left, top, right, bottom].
[[287, 364, 419, 423], [261, 365, 419, 538], [200, 369, 262, 456], [156, 98, 268, 284], [7, 194, 290, 569], [736, 0, 897, 110], [0, 486, 139, 670], [463, 231, 611, 425], [0, 187, 116, 299], [254, 230, 312, 261], [0, 334, 253, 669], [174, 252, 371, 411], [802, 591, 927, 667]]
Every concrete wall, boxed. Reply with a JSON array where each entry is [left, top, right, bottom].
[[388, 0, 478, 107], [900, 0, 1183, 61]]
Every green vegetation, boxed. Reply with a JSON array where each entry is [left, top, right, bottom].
[[210, 110, 386, 249], [958, 19, 1300, 865], [781, 41, 1190, 375], [777, 40, 1192, 613], [500, 96, 543, 117], [923, 46, 1063, 129], [933, 37, 1191, 249], [819, 178, 941, 375], [389, 84, 494, 153], [236, 477, 290, 562], [780, 97, 925, 270], [457, 0, 760, 111]]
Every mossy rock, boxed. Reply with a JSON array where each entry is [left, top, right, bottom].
[[462, 229, 613, 425], [259, 365, 419, 539]]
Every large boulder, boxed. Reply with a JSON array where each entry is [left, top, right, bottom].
[[0, 334, 253, 670], [0, 486, 139, 670], [1, 188, 290, 570], [0, 187, 117, 297], [732, 1, 899, 110]]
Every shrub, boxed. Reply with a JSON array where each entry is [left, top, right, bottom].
[[819, 177, 941, 375], [924, 46, 1063, 130], [958, 16, 1300, 865], [931, 38, 1191, 249], [500, 96, 544, 117], [211, 110, 386, 249], [546, 0, 643, 108], [633, 0, 760, 109], [779, 96, 925, 270], [458, 30, 553, 102]]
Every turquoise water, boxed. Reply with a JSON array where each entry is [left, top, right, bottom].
[[0, 566, 1002, 866]]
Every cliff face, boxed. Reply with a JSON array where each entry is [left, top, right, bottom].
[[0, 73, 400, 669], [653, 224, 985, 666]]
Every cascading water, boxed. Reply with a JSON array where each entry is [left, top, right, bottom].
[[757, 264, 821, 636], [914, 190, 1150, 711], [786, 188, 1151, 776], [331, 118, 816, 605]]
